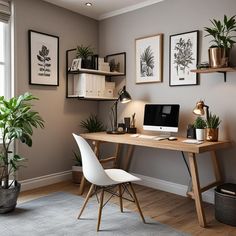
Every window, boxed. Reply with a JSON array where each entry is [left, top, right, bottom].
[[0, 21, 9, 97], [0, 1, 11, 98]]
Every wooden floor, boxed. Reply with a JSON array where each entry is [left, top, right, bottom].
[[19, 181, 236, 236]]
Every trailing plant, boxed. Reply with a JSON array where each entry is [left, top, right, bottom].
[[206, 113, 221, 129], [73, 150, 82, 167], [194, 117, 206, 129], [0, 93, 44, 189], [204, 15, 236, 48], [76, 45, 94, 60], [80, 114, 104, 133]]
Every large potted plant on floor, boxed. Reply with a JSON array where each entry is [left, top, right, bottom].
[[0, 92, 44, 213], [204, 15, 236, 68]]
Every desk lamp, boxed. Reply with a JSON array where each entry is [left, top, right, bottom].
[[193, 100, 209, 121], [107, 86, 131, 134]]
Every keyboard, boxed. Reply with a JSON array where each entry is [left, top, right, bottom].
[[138, 134, 157, 139], [130, 134, 169, 140], [182, 139, 203, 144]]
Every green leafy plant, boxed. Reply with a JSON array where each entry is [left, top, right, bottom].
[[76, 45, 94, 60], [206, 113, 221, 129], [204, 15, 236, 48], [0, 93, 44, 189], [73, 150, 82, 167], [194, 117, 206, 129], [80, 114, 104, 133]]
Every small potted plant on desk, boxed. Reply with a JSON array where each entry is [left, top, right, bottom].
[[194, 117, 206, 141], [0, 93, 44, 213], [72, 150, 82, 184], [206, 113, 221, 141]]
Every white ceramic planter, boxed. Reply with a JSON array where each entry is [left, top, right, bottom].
[[196, 128, 205, 141]]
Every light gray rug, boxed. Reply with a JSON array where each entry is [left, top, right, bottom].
[[0, 192, 189, 236]]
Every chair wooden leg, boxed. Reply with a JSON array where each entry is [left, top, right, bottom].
[[129, 182, 145, 223], [77, 184, 94, 219], [97, 188, 105, 231], [118, 184, 123, 212]]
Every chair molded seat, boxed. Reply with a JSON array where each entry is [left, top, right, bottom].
[[72, 133, 145, 231]]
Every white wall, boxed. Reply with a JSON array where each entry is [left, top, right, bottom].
[[98, 0, 236, 186], [13, 0, 99, 180]]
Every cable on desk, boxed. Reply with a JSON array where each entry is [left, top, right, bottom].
[[181, 151, 191, 177]]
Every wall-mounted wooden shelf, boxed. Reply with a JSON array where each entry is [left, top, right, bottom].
[[67, 95, 118, 101], [66, 48, 126, 100], [68, 68, 124, 77], [191, 67, 236, 82]]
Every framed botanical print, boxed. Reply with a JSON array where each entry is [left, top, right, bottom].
[[29, 30, 59, 86], [105, 52, 126, 75], [136, 34, 163, 84], [169, 30, 199, 86]]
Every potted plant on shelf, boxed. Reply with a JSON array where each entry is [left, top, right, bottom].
[[80, 114, 105, 133], [72, 150, 82, 184], [194, 117, 206, 141], [206, 113, 221, 141], [76, 44, 94, 69], [204, 15, 236, 68], [0, 93, 44, 213]]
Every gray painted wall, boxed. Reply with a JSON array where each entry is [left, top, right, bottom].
[[98, 0, 236, 185], [13, 0, 99, 180]]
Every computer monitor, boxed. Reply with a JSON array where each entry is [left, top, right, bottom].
[[143, 104, 180, 133]]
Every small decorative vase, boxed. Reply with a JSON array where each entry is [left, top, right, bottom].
[[206, 128, 219, 142], [196, 128, 205, 141], [208, 47, 230, 68]]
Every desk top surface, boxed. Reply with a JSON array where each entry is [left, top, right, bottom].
[[81, 132, 231, 154]]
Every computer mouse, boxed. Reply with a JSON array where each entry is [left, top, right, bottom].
[[168, 137, 177, 141]]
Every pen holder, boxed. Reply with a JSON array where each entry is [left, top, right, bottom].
[[127, 127, 137, 134]]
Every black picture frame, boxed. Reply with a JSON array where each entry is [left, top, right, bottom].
[[29, 30, 59, 86], [105, 52, 126, 75], [169, 30, 199, 86]]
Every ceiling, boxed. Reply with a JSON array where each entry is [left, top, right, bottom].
[[43, 0, 164, 20]]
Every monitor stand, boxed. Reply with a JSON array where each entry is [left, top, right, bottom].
[[156, 132, 171, 138]]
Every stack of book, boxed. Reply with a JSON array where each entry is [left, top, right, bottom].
[[219, 183, 236, 196]]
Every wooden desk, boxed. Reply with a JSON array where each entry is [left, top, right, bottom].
[[80, 132, 231, 228]]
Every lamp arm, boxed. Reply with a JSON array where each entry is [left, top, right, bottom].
[[205, 105, 209, 121]]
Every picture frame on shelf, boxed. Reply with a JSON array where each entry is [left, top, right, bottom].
[[105, 52, 126, 75], [135, 34, 163, 84], [169, 30, 199, 86], [29, 30, 59, 86], [70, 58, 82, 71]]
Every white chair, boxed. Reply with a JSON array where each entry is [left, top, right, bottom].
[[72, 133, 145, 231]]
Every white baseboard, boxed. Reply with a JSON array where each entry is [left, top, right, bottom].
[[20, 170, 72, 191], [19, 170, 214, 204], [131, 172, 214, 204]]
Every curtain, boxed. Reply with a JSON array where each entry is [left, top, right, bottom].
[[0, 0, 10, 23]]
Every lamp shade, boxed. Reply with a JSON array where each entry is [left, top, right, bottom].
[[119, 86, 132, 103], [193, 100, 205, 116]]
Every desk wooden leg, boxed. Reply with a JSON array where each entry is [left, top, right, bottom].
[[188, 152, 207, 227], [211, 151, 222, 183], [123, 145, 135, 171]]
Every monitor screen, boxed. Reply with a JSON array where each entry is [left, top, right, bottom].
[[143, 104, 180, 133]]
